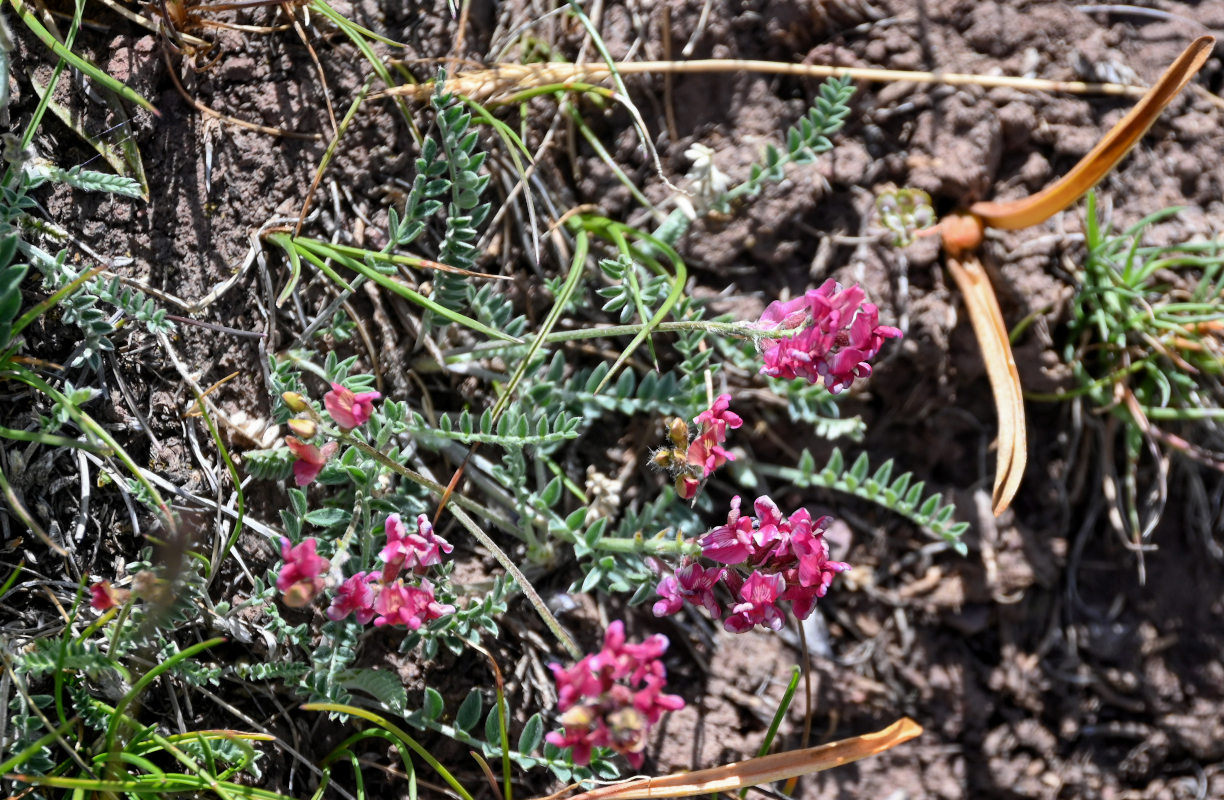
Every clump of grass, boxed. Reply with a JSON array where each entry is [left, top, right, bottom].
[[1051, 192, 1224, 554]]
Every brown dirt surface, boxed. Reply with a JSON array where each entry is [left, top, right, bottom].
[[4, 1, 1224, 799]]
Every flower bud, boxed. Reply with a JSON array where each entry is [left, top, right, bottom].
[[287, 417, 317, 438], [668, 418, 689, 450], [282, 392, 309, 413], [652, 448, 676, 469]]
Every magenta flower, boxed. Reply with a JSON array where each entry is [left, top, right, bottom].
[[284, 436, 338, 486], [758, 280, 902, 393], [372, 578, 454, 628], [380, 513, 453, 581], [723, 571, 786, 633], [652, 562, 725, 618], [277, 537, 331, 608], [694, 394, 743, 440], [326, 571, 379, 624], [659, 495, 849, 632], [675, 474, 701, 500], [698, 496, 755, 564], [546, 621, 684, 769], [323, 383, 381, 431]]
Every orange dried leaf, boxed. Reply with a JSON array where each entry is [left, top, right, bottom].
[[947, 255, 1026, 516], [544, 717, 923, 800], [970, 35, 1214, 230]]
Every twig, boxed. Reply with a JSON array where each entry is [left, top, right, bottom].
[[378, 58, 1150, 103]]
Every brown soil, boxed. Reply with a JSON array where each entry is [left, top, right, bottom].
[[5, 1, 1224, 799]]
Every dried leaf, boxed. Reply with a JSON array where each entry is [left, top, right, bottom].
[[543, 717, 923, 800], [947, 255, 1026, 516], [969, 35, 1214, 230]]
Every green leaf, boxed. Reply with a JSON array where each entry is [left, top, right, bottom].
[[797, 449, 816, 475], [304, 507, 349, 527], [918, 493, 942, 518], [339, 668, 407, 714], [455, 688, 482, 732], [484, 702, 502, 743], [540, 476, 563, 508], [827, 450, 847, 477], [519, 713, 544, 754], [289, 488, 308, 517], [580, 567, 604, 593], [422, 687, 444, 720]]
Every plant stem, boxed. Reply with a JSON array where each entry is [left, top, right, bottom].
[[415, 319, 797, 370], [590, 533, 700, 558]]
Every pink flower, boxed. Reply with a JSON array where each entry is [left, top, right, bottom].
[[723, 571, 786, 633], [372, 578, 454, 628], [323, 383, 381, 431], [675, 474, 700, 500], [758, 280, 902, 393], [547, 621, 684, 768], [684, 394, 742, 480], [285, 436, 338, 486], [685, 434, 735, 478], [694, 394, 743, 440], [380, 513, 453, 581], [326, 571, 379, 624], [698, 497, 755, 564], [546, 713, 601, 767], [653, 562, 725, 618], [779, 563, 846, 621], [277, 537, 330, 608], [89, 580, 128, 611]]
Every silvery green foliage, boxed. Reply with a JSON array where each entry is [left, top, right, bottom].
[[36, 261, 174, 369], [654, 75, 856, 245], [23, 163, 142, 197], [1, 152, 169, 369], [385, 73, 491, 320], [0, 234, 25, 350], [762, 448, 969, 552]]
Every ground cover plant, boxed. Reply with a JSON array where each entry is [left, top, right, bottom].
[[2, 2, 1224, 799]]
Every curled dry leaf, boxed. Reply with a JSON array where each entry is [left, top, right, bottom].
[[947, 255, 1026, 516], [538, 717, 923, 800]]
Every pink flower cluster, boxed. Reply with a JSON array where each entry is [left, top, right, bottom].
[[546, 621, 685, 769], [284, 383, 381, 486], [275, 514, 455, 629], [654, 496, 850, 633], [758, 280, 902, 394], [677, 394, 743, 500]]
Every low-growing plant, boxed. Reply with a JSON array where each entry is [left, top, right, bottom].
[[198, 66, 976, 796], [1027, 192, 1224, 556], [23, 7, 1163, 798]]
